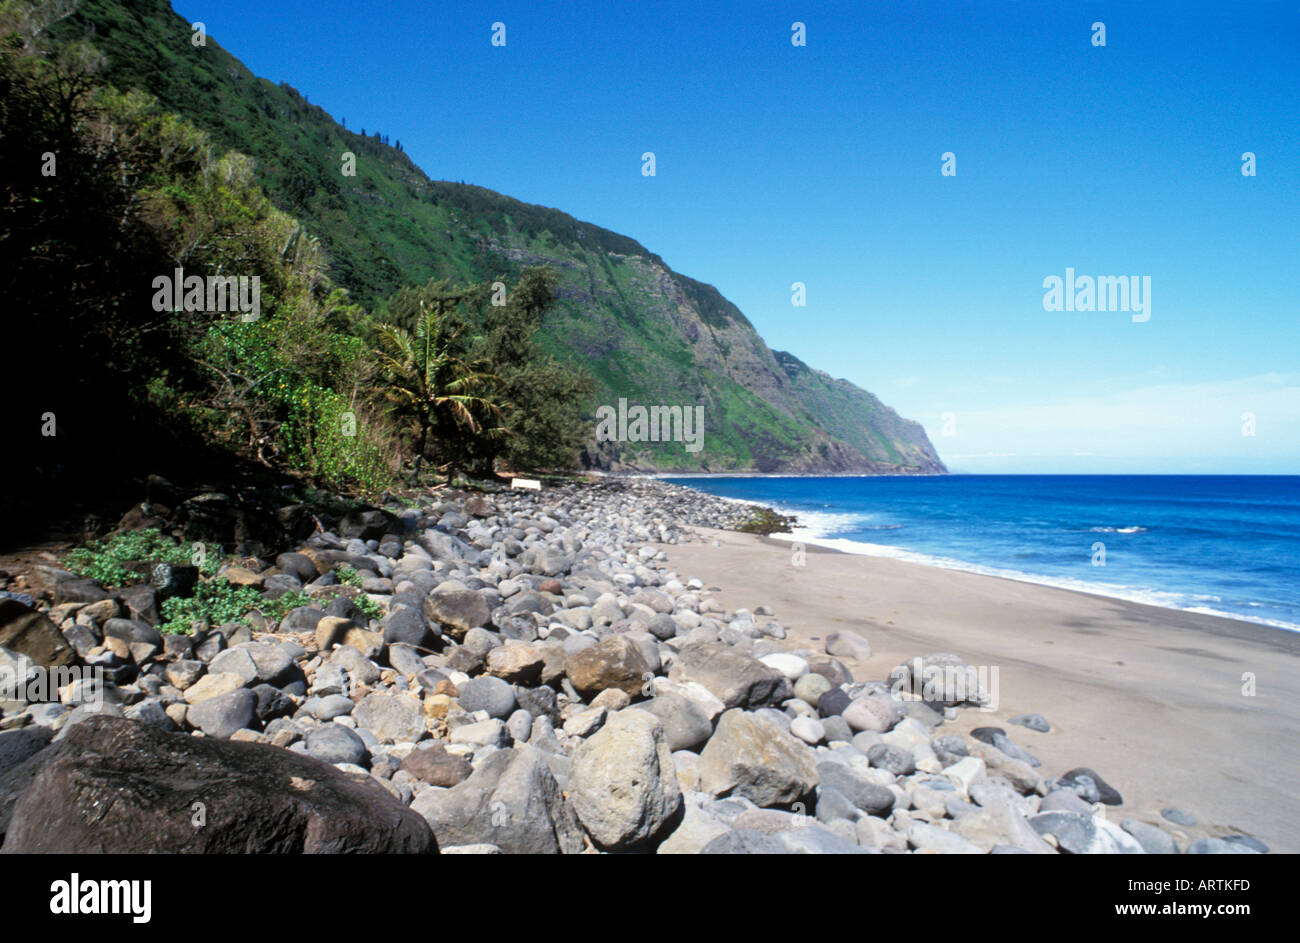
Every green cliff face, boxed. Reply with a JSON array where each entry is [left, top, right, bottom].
[[53, 0, 946, 474]]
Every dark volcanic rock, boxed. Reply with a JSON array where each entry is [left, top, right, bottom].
[[1059, 767, 1123, 806], [148, 562, 199, 602], [339, 508, 394, 541], [424, 591, 490, 639], [0, 728, 53, 777], [401, 743, 472, 787], [0, 716, 435, 853], [0, 599, 76, 667]]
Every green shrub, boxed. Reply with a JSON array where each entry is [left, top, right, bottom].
[[352, 594, 385, 621], [158, 578, 264, 635], [66, 527, 222, 587]]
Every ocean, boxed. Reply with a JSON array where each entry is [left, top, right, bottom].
[[662, 475, 1300, 632]]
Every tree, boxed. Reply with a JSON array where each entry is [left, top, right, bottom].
[[374, 293, 503, 484], [471, 267, 594, 472]]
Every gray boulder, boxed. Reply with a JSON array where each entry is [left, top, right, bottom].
[[668, 642, 790, 710], [186, 689, 257, 739], [570, 709, 682, 851], [634, 690, 713, 752], [411, 745, 584, 854], [815, 761, 895, 816], [697, 709, 818, 807]]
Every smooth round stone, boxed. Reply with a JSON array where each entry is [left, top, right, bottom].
[[1221, 835, 1268, 853], [1120, 819, 1180, 855], [456, 676, 516, 719], [1040, 789, 1094, 815], [793, 672, 833, 707], [313, 694, 355, 720], [305, 723, 367, 766], [821, 716, 853, 744], [867, 743, 916, 776], [789, 715, 825, 745], [1186, 837, 1261, 854], [1161, 807, 1197, 827], [759, 652, 808, 681], [1008, 713, 1051, 733]]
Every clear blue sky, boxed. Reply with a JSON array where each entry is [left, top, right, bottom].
[[174, 0, 1298, 473]]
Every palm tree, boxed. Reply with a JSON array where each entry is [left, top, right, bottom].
[[374, 299, 504, 485]]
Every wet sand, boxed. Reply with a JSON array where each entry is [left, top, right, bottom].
[[659, 526, 1300, 853]]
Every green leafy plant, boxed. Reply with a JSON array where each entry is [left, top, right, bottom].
[[351, 594, 385, 622], [158, 579, 263, 635], [65, 527, 221, 586], [157, 582, 325, 635]]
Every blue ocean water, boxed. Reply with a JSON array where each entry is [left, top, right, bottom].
[[663, 475, 1300, 631]]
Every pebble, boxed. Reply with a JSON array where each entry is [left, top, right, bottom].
[[0, 477, 1258, 858]]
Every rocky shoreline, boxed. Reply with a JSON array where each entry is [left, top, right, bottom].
[[0, 477, 1268, 854]]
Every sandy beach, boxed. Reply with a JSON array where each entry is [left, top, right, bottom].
[[661, 526, 1300, 853]]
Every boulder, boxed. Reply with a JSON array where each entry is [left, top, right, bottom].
[[824, 630, 872, 661], [842, 693, 903, 733], [485, 645, 544, 684], [570, 709, 682, 851], [815, 761, 895, 816], [0, 599, 76, 667], [185, 689, 257, 739], [0, 716, 434, 852], [565, 636, 651, 699], [411, 745, 584, 854], [633, 690, 713, 753], [456, 676, 516, 719], [697, 709, 818, 807], [338, 508, 394, 541], [400, 742, 472, 787], [1030, 811, 1144, 854], [382, 608, 434, 649], [423, 591, 490, 639], [352, 693, 425, 743], [668, 642, 789, 710], [305, 724, 367, 767], [0, 728, 53, 778]]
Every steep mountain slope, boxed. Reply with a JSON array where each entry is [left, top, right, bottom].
[[51, 0, 945, 474]]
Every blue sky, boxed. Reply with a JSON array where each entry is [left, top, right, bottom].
[[174, 0, 1298, 473]]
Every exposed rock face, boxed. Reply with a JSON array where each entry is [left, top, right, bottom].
[[0, 716, 436, 853]]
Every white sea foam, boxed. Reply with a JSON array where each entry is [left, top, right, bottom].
[[767, 530, 1300, 633]]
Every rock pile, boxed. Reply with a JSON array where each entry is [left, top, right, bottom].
[[0, 478, 1268, 854]]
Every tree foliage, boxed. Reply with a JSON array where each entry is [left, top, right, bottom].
[[1, 2, 592, 521]]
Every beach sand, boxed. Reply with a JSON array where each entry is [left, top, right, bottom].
[[660, 526, 1300, 853]]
